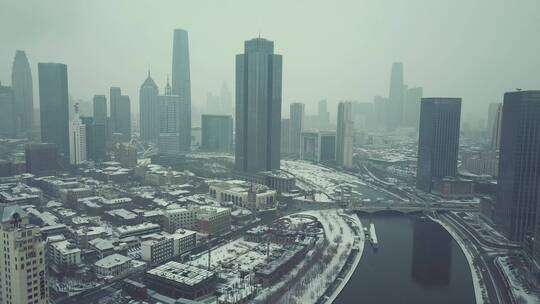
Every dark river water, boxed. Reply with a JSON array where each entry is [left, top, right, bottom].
[[333, 213, 476, 304]]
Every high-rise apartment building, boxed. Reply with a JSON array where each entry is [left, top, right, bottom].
[[235, 38, 282, 173], [336, 102, 354, 168], [139, 72, 160, 143], [416, 98, 461, 192], [11, 50, 34, 134], [38, 63, 70, 155], [0, 205, 48, 303], [172, 29, 192, 149]]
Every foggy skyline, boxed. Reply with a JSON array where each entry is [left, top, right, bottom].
[[1, 0, 539, 124]]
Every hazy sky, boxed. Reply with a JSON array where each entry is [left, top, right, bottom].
[[1, 0, 539, 124]]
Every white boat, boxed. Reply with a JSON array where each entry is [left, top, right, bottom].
[[369, 223, 378, 250]]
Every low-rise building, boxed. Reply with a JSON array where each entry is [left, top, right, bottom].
[[94, 253, 132, 278], [145, 261, 216, 300], [195, 206, 231, 236], [209, 180, 276, 210], [48, 239, 82, 267], [115, 222, 161, 238]]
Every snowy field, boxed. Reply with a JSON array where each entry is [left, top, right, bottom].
[[282, 160, 372, 202]]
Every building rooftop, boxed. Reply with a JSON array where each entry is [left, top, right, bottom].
[[95, 253, 131, 269], [50, 240, 81, 255], [147, 261, 214, 286]]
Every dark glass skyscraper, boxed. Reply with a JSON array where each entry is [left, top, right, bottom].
[[416, 98, 461, 192], [109, 87, 131, 142], [92, 95, 107, 125], [387, 62, 405, 130], [38, 63, 69, 155], [11, 50, 34, 134], [494, 91, 540, 243], [172, 29, 191, 149], [235, 38, 282, 173]]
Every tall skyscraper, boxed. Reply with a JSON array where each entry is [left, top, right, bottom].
[[318, 99, 330, 130], [93, 95, 107, 125], [387, 62, 405, 130], [38, 62, 70, 155], [235, 38, 282, 173], [336, 101, 354, 168], [290, 103, 305, 156], [0, 82, 16, 137], [172, 29, 191, 149], [494, 91, 540, 243], [69, 115, 87, 165], [416, 98, 461, 192], [110, 87, 131, 142], [201, 114, 233, 153], [158, 80, 189, 155], [110, 87, 121, 134], [139, 71, 160, 143], [0, 205, 48, 303], [402, 87, 423, 128], [11, 50, 34, 134], [81, 116, 106, 162]]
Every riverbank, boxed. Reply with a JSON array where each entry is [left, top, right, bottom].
[[431, 215, 487, 304]]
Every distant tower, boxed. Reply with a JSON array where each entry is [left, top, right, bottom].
[[139, 70, 160, 143], [387, 62, 405, 130], [220, 82, 233, 115], [110, 87, 131, 142], [172, 29, 192, 149], [92, 95, 107, 125], [0, 82, 16, 137], [69, 103, 87, 165], [235, 37, 282, 173], [158, 76, 188, 155], [290, 103, 305, 156], [490, 103, 502, 151], [416, 98, 461, 192], [336, 102, 354, 168], [38, 62, 70, 155], [11, 50, 34, 134], [494, 90, 540, 243], [402, 87, 423, 129]]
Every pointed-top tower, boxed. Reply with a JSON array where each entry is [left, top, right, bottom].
[[164, 75, 172, 96], [139, 70, 160, 143]]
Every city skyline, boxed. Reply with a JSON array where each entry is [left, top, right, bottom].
[[1, 1, 539, 124]]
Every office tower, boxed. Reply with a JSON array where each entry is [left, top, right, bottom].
[[221, 82, 233, 115], [201, 114, 233, 153], [280, 118, 292, 155], [235, 37, 282, 173], [387, 62, 405, 130], [290, 103, 305, 156], [171, 29, 191, 148], [402, 87, 423, 128], [110, 87, 121, 135], [486, 102, 501, 134], [93, 95, 107, 125], [25, 143, 58, 176], [0, 82, 16, 137], [81, 116, 106, 162], [301, 131, 336, 163], [490, 103, 502, 151], [373, 96, 387, 127], [318, 99, 330, 130], [416, 98, 461, 192], [38, 62, 70, 155], [336, 101, 354, 168], [139, 71, 160, 143], [0, 205, 48, 303], [11, 50, 34, 134], [158, 80, 189, 155], [493, 91, 540, 243]]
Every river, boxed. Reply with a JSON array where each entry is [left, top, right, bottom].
[[333, 213, 476, 304]]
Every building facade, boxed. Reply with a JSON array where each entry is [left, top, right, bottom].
[[69, 116, 87, 165], [235, 38, 282, 173], [336, 102, 354, 168], [11, 50, 34, 134], [416, 98, 461, 192], [25, 143, 59, 176], [38, 62, 70, 155], [201, 114, 233, 153]]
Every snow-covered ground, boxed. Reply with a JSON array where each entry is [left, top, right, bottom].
[[282, 160, 374, 202], [278, 209, 361, 304], [496, 256, 540, 303], [431, 217, 486, 304]]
